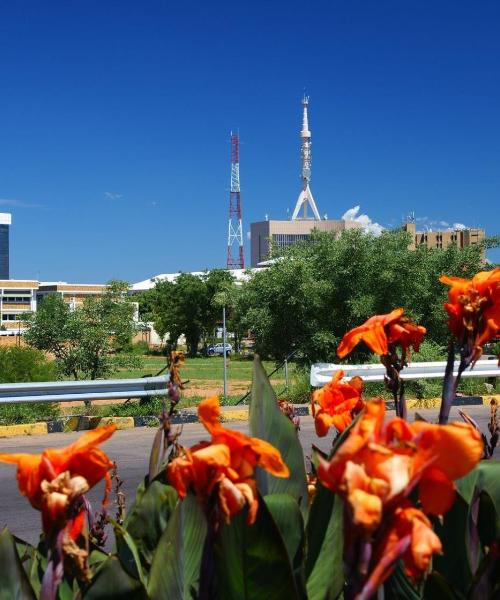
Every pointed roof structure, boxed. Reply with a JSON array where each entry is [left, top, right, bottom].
[[291, 94, 321, 221]]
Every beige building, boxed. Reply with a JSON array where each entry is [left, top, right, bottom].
[[250, 219, 362, 266], [36, 282, 107, 310], [402, 222, 485, 252], [0, 279, 38, 333], [0, 281, 108, 345]]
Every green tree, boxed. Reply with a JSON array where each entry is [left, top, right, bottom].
[[0, 346, 57, 383], [240, 229, 493, 363], [143, 270, 237, 356], [24, 281, 138, 379]]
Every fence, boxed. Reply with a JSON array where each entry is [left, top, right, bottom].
[[0, 375, 169, 404], [310, 359, 500, 387]]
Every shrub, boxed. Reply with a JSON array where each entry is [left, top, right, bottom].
[[0, 345, 57, 383]]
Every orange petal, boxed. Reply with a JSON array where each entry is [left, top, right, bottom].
[[348, 488, 383, 531], [330, 412, 353, 433], [249, 437, 290, 478], [43, 424, 116, 475], [410, 515, 442, 577], [0, 453, 44, 508], [419, 467, 456, 516], [412, 421, 483, 481], [198, 396, 222, 433], [314, 411, 334, 437]]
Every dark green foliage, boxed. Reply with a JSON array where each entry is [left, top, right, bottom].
[[0, 528, 36, 599], [214, 498, 301, 600], [148, 493, 207, 599], [239, 229, 487, 362], [24, 281, 138, 380], [0, 347, 59, 424], [250, 356, 308, 514], [305, 485, 345, 600], [140, 269, 237, 355], [0, 345, 57, 383]]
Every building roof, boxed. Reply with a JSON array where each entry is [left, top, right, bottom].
[[131, 269, 253, 292]]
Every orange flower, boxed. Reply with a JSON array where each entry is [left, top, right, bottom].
[[440, 268, 500, 362], [337, 309, 426, 359], [168, 397, 289, 524], [360, 503, 442, 596], [317, 399, 483, 531], [311, 369, 364, 436], [0, 425, 115, 538]]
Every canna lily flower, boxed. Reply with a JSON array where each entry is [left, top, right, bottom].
[[440, 268, 500, 364], [317, 399, 483, 531], [311, 369, 364, 436], [337, 308, 426, 359], [0, 425, 116, 539], [168, 396, 289, 525], [359, 503, 442, 598], [337, 309, 426, 419]]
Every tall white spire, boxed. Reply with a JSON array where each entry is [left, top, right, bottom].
[[292, 94, 321, 221]]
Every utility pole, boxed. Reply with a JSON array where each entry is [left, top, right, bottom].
[[222, 305, 228, 398]]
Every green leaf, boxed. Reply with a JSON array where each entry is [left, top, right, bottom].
[[456, 460, 500, 543], [84, 556, 148, 599], [384, 561, 422, 600], [249, 355, 308, 514], [264, 494, 306, 598], [305, 485, 344, 600], [148, 493, 207, 600], [148, 426, 166, 481], [215, 497, 300, 600], [422, 571, 461, 600], [123, 480, 178, 565], [111, 518, 148, 589], [432, 494, 472, 595], [0, 528, 36, 599]]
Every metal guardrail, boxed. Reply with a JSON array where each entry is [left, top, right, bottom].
[[0, 376, 170, 404], [310, 359, 500, 387]]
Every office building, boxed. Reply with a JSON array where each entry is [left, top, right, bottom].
[[402, 222, 485, 252], [0, 213, 11, 279]]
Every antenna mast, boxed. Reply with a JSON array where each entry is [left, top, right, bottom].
[[226, 132, 245, 269], [291, 94, 321, 220]]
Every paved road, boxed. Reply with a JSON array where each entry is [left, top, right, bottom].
[[0, 407, 497, 545]]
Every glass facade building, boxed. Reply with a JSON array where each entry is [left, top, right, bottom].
[[0, 217, 10, 280]]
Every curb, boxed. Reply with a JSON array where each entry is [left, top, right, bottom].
[[0, 395, 497, 439]]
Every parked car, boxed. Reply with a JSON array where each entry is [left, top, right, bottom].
[[207, 342, 233, 356]]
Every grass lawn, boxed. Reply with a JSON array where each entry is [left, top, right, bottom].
[[114, 355, 298, 382]]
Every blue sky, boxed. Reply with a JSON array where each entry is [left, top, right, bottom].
[[1, 1, 499, 283]]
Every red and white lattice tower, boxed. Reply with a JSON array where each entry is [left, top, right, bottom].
[[226, 132, 245, 269]]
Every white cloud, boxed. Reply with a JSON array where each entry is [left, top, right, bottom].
[[341, 205, 384, 236], [412, 217, 471, 232], [0, 198, 43, 208], [105, 192, 123, 200]]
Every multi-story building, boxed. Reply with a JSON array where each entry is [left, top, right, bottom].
[[36, 282, 108, 310], [0, 279, 38, 334], [0, 280, 108, 345], [402, 222, 485, 252], [250, 219, 362, 266], [0, 213, 11, 279]]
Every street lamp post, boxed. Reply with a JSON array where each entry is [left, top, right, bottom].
[[222, 305, 228, 399]]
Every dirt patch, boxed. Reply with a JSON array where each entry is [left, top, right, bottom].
[[182, 378, 285, 398]]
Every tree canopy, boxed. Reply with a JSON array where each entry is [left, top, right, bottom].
[[24, 280, 138, 379], [140, 269, 236, 355], [238, 229, 492, 362]]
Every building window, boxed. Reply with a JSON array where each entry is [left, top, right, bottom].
[[271, 233, 311, 251], [1, 313, 24, 321], [1, 296, 31, 303]]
